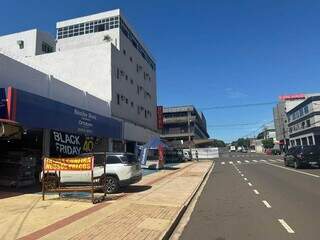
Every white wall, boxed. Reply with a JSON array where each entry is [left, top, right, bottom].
[[110, 31, 157, 131], [0, 53, 110, 117], [123, 121, 158, 143], [28, 43, 113, 104], [0, 29, 55, 57], [56, 29, 120, 52], [0, 29, 38, 57]]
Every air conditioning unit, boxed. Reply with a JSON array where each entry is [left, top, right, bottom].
[[17, 40, 24, 49]]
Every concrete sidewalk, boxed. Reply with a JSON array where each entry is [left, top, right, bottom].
[[1, 161, 213, 240]]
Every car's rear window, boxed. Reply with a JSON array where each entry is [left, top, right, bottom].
[[120, 154, 139, 164], [301, 146, 320, 154]]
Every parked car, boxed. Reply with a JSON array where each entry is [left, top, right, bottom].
[[41, 152, 142, 193], [241, 148, 248, 153], [284, 146, 320, 169]]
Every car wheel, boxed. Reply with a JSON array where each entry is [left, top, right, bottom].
[[294, 161, 300, 169], [105, 176, 119, 194]]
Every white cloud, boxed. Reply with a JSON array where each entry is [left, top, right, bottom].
[[225, 88, 248, 99]]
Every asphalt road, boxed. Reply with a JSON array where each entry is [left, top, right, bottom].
[[180, 152, 320, 240]]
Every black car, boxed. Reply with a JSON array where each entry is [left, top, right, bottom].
[[284, 145, 320, 169]]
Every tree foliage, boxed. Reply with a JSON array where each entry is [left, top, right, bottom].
[[211, 139, 226, 147], [262, 138, 274, 149], [231, 138, 250, 148]]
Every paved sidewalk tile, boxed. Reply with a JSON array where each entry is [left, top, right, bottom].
[[17, 161, 213, 240]]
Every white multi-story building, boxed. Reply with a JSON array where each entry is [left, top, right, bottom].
[[273, 93, 320, 151], [0, 9, 158, 152], [287, 96, 320, 147]]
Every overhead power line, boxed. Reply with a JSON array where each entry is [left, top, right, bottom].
[[200, 101, 277, 111], [207, 122, 261, 128]]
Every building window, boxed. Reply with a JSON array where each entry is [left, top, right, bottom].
[[123, 49, 126, 55], [306, 119, 311, 127], [130, 79, 134, 84], [145, 110, 147, 118], [131, 101, 134, 108], [308, 136, 314, 145], [137, 85, 140, 94], [125, 75, 128, 80], [125, 98, 128, 104], [117, 94, 120, 105], [17, 40, 24, 49], [130, 57, 133, 62], [42, 42, 53, 53]]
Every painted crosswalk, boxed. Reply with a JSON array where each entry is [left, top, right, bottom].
[[220, 159, 284, 165]]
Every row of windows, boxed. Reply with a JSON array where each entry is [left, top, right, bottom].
[[120, 18, 156, 71], [289, 119, 311, 133], [290, 136, 314, 147], [56, 16, 119, 39], [122, 48, 152, 82], [116, 67, 152, 101], [116, 93, 152, 119], [56, 15, 156, 71], [289, 104, 310, 122]]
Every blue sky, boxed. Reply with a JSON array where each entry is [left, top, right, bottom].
[[1, 0, 320, 142]]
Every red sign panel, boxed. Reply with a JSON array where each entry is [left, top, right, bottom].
[[157, 106, 164, 129], [279, 94, 305, 101]]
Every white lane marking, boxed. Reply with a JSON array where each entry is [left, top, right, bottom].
[[253, 189, 259, 195], [248, 182, 253, 186], [253, 160, 258, 163], [244, 178, 248, 181], [261, 160, 267, 162], [276, 159, 283, 162], [263, 162, 320, 178], [270, 159, 276, 162], [262, 200, 271, 208], [237, 161, 241, 164], [245, 160, 250, 163], [229, 161, 233, 164], [221, 162, 225, 165], [278, 219, 295, 233], [241, 174, 244, 177]]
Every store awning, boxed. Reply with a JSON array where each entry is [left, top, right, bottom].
[[0, 119, 22, 139], [1, 87, 123, 139]]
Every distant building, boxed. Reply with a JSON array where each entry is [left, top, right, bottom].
[[273, 93, 319, 152], [287, 95, 320, 147], [257, 124, 277, 141], [160, 105, 209, 145]]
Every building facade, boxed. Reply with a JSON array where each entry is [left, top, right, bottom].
[[273, 94, 318, 151], [287, 96, 320, 147], [0, 9, 158, 152], [161, 105, 209, 144]]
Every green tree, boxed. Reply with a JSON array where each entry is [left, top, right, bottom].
[[262, 138, 274, 149], [212, 139, 226, 147]]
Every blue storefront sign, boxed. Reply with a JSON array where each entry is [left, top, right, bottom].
[[5, 87, 122, 139], [0, 88, 7, 119]]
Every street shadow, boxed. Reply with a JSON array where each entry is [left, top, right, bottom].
[[121, 185, 152, 193], [0, 185, 41, 200]]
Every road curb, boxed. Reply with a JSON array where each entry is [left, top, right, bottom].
[[160, 160, 215, 240]]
